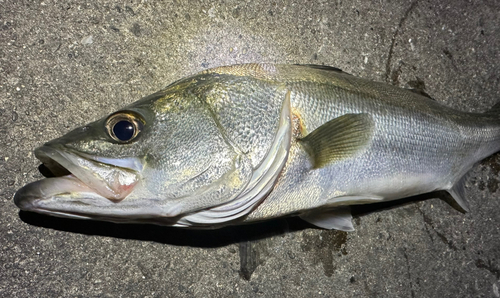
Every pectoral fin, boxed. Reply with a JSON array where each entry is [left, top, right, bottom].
[[300, 113, 374, 168], [300, 207, 355, 231]]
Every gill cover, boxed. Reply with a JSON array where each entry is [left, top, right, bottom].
[[176, 90, 292, 226]]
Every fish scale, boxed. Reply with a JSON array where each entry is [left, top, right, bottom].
[[14, 64, 500, 231]]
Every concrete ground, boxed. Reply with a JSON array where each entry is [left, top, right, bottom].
[[1, 0, 500, 297]]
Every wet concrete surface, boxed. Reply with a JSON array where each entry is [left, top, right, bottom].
[[1, 0, 500, 297]]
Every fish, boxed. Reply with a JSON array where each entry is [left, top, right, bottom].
[[14, 63, 500, 231]]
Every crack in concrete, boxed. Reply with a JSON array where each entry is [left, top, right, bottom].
[[385, 0, 420, 84], [403, 248, 416, 298], [475, 258, 500, 279], [418, 207, 458, 251]]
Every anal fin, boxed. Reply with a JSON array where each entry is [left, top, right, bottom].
[[447, 174, 470, 212], [300, 207, 355, 231]]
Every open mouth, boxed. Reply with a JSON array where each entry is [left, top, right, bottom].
[[14, 145, 143, 215]]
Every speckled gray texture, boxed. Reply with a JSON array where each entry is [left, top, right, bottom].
[[1, 1, 500, 297]]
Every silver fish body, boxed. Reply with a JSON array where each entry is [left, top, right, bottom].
[[14, 64, 500, 231]]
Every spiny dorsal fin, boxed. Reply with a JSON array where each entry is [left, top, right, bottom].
[[408, 88, 434, 100], [485, 101, 500, 116], [299, 113, 374, 168], [294, 64, 345, 74], [406, 78, 434, 100]]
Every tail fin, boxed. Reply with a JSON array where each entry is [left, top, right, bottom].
[[446, 101, 500, 213]]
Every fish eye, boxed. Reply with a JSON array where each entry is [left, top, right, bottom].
[[105, 112, 144, 143], [113, 120, 134, 141]]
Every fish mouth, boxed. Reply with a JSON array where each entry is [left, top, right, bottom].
[[14, 145, 143, 218]]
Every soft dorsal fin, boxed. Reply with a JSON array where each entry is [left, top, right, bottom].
[[300, 207, 355, 231], [294, 64, 345, 73], [299, 113, 374, 168]]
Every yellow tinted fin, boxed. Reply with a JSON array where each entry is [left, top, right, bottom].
[[300, 113, 374, 168]]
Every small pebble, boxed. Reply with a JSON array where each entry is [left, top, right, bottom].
[[81, 35, 93, 45]]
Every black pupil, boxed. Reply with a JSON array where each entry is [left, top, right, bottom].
[[113, 120, 135, 141]]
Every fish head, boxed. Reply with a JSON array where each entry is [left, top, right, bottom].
[[14, 85, 259, 224]]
